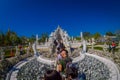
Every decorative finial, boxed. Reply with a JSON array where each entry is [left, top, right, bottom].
[[58, 25, 60, 29]]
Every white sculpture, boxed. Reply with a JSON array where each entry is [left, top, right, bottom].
[[36, 34, 39, 44], [91, 38, 95, 50], [83, 40, 87, 53], [32, 42, 37, 57], [80, 32, 83, 41]]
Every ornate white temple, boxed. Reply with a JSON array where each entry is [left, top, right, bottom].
[[36, 25, 82, 52]]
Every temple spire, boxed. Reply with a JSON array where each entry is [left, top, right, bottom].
[[58, 25, 60, 28], [57, 25, 61, 31]]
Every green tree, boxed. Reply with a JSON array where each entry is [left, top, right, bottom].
[[10, 31, 19, 46], [0, 29, 25, 46], [106, 31, 115, 36], [75, 36, 81, 41], [83, 32, 92, 40], [5, 28, 11, 46], [20, 36, 28, 45], [39, 33, 48, 43], [93, 32, 101, 40], [29, 35, 36, 44]]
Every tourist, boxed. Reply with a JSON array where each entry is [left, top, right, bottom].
[[18, 44, 23, 55], [56, 47, 67, 62], [60, 49, 68, 58], [44, 70, 62, 80], [66, 62, 78, 80], [57, 47, 61, 54], [59, 40, 65, 50], [56, 47, 62, 66], [111, 41, 116, 54], [56, 50, 68, 72], [77, 72, 86, 80], [66, 62, 86, 80], [54, 39, 58, 47], [57, 61, 62, 72], [57, 49, 72, 75], [70, 47, 74, 53]]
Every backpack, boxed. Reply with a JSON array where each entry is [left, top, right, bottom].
[[78, 72, 86, 80], [66, 62, 78, 79]]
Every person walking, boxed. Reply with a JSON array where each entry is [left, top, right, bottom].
[[111, 41, 116, 54], [44, 70, 62, 80]]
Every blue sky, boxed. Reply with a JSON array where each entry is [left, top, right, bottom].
[[0, 0, 120, 37]]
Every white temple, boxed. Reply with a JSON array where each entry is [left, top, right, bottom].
[[36, 25, 82, 53], [48, 25, 70, 47]]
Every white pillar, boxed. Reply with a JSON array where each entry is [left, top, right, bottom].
[[32, 42, 37, 57], [83, 40, 86, 53], [36, 34, 38, 45], [72, 36, 73, 41], [80, 32, 83, 41]]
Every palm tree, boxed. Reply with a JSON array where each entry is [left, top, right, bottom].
[[93, 32, 101, 40], [10, 31, 19, 46], [29, 35, 36, 44], [5, 29, 11, 46], [106, 31, 115, 36], [83, 32, 92, 40]]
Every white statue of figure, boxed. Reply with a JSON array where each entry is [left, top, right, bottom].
[[91, 38, 94, 50], [80, 32, 83, 41], [83, 40, 86, 53], [36, 34, 38, 44], [32, 42, 37, 57]]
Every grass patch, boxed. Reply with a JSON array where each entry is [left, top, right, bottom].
[[94, 46, 103, 51]]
